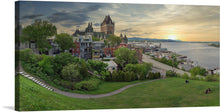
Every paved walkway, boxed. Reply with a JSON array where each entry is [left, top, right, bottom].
[[16, 62, 161, 99], [142, 54, 191, 76]]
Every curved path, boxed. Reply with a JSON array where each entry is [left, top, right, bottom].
[[17, 62, 161, 99]]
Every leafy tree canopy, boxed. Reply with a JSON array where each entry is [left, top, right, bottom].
[[124, 63, 152, 76], [114, 47, 138, 69], [55, 33, 75, 52], [61, 63, 81, 82], [106, 34, 122, 47], [190, 66, 207, 76], [22, 20, 57, 53], [87, 60, 108, 73]]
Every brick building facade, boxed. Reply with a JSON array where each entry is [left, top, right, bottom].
[[71, 40, 80, 57]]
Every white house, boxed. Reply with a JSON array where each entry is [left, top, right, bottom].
[[103, 61, 118, 73]]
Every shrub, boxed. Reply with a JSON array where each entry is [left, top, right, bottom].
[[205, 74, 219, 81], [176, 73, 181, 78], [148, 72, 160, 79], [19, 48, 33, 62], [75, 78, 101, 91], [124, 71, 132, 82], [100, 71, 108, 80], [61, 63, 81, 82], [87, 60, 108, 74], [181, 73, 189, 79], [148, 72, 154, 79], [166, 70, 176, 77], [124, 63, 152, 76], [105, 72, 112, 81], [190, 66, 207, 76], [139, 72, 145, 80], [79, 60, 90, 79], [102, 59, 110, 61], [130, 72, 136, 81], [53, 53, 79, 77], [60, 80, 76, 90], [189, 76, 200, 80], [38, 55, 54, 75], [111, 71, 118, 82], [117, 71, 125, 81], [155, 72, 161, 79]]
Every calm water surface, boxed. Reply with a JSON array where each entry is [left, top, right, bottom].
[[161, 42, 219, 69]]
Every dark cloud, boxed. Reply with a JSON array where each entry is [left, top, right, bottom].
[[22, 14, 43, 19], [48, 12, 89, 23], [47, 4, 102, 27], [94, 23, 99, 26], [120, 28, 138, 33], [61, 22, 86, 28]]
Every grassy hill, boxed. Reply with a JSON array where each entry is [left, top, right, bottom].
[[15, 75, 219, 111]]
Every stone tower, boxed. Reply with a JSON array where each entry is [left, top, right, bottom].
[[101, 15, 115, 35]]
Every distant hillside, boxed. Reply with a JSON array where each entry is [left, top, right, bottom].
[[128, 37, 182, 42]]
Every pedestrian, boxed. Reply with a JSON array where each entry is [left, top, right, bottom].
[[208, 88, 211, 93], [205, 89, 208, 94]]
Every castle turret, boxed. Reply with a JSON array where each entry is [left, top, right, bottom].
[[85, 22, 93, 33], [101, 15, 115, 35]]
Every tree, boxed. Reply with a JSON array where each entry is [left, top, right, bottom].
[[166, 70, 176, 77], [106, 34, 122, 47], [38, 55, 54, 75], [118, 71, 125, 81], [190, 66, 207, 76], [124, 71, 131, 82], [61, 63, 81, 82], [114, 47, 138, 70], [139, 72, 145, 80], [106, 71, 112, 81], [55, 33, 75, 52], [124, 63, 152, 76], [87, 60, 108, 73], [19, 48, 33, 62], [100, 71, 110, 80], [22, 20, 57, 54], [53, 53, 79, 77], [92, 36, 100, 41], [79, 60, 90, 79], [130, 72, 136, 81], [112, 71, 118, 81]]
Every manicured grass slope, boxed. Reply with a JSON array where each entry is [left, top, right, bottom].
[[72, 80, 149, 94], [16, 75, 219, 111]]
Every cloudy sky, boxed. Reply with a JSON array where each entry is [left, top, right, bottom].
[[17, 1, 219, 42]]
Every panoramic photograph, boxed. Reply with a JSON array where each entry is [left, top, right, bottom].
[[15, 1, 219, 111]]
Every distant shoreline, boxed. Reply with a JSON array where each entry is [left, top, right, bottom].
[[208, 43, 220, 47]]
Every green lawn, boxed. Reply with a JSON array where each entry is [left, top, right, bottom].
[[15, 75, 219, 111], [72, 80, 149, 94]]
